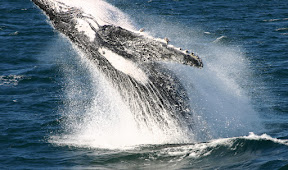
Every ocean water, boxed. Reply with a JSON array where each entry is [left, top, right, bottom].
[[1, 0, 288, 169]]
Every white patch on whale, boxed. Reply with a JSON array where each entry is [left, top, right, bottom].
[[75, 18, 96, 41], [98, 47, 149, 84]]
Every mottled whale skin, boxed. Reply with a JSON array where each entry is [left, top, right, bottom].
[[32, 0, 203, 132]]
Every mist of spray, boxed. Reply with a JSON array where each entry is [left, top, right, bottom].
[[168, 45, 262, 140], [52, 44, 191, 149], [129, 13, 263, 140]]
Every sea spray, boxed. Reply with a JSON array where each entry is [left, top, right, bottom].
[[130, 12, 263, 140], [168, 45, 262, 140], [52, 45, 192, 149]]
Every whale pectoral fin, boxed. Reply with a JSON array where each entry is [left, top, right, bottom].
[[159, 48, 203, 68], [182, 52, 203, 68], [97, 25, 203, 68]]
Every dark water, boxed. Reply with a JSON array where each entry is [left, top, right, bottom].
[[1, 0, 288, 169]]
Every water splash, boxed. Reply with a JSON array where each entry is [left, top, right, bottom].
[[48, 0, 263, 149], [52, 45, 191, 149], [167, 44, 262, 140], [138, 16, 263, 140]]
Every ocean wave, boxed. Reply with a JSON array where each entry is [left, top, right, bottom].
[[263, 18, 288, 22], [49, 132, 288, 153], [148, 132, 288, 160], [0, 75, 25, 86], [275, 28, 288, 32], [47, 132, 288, 170]]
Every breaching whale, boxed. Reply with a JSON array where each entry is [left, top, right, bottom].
[[32, 0, 203, 135]]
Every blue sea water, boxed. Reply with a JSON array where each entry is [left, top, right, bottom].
[[1, 0, 288, 169]]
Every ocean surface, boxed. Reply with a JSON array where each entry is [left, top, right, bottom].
[[1, 0, 288, 169]]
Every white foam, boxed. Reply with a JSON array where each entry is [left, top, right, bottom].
[[155, 132, 288, 161], [213, 35, 227, 43], [0, 75, 24, 86], [244, 132, 288, 145]]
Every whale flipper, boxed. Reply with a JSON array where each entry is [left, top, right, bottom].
[[96, 25, 203, 68]]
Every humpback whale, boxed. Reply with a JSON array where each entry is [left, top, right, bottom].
[[32, 0, 203, 136]]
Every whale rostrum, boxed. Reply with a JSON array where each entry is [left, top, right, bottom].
[[32, 0, 204, 136]]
